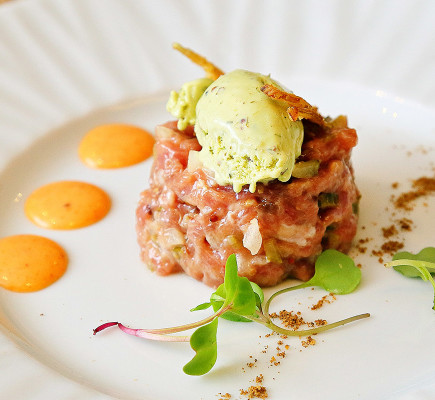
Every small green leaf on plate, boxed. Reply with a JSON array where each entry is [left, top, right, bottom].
[[190, 302, 212, 312], [386, 247, 435, 310], [307, 249, 361, 294], [183, 318, 218, 376], [215, 254, 257, 317]]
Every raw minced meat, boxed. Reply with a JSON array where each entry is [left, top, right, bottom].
[[136, 117, 359, 287]]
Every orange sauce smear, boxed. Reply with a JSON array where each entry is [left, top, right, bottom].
[[78, 124, 155, 168], [0, 234, 68, 292], [25, 181, 111, 230]]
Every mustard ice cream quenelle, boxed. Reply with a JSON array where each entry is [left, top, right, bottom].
[[167, 69, 304, 193], [167, 77, 214, 131]]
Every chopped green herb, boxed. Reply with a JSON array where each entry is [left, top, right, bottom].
[[94, 250, 369, 375], [318, 192, 339, 209], [352, 201, 359, 215], [264, 238, 283, 264], [292, 160, 320, 179]]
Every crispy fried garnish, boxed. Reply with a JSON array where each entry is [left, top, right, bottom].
[[172, 42, 224, 81], [261, 84, 325, 126]]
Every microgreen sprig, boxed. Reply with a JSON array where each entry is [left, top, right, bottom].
[[94, 250, 369, 375], [385, 247, 435, 310]]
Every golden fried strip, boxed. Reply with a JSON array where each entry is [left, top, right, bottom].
[[261, 84, 324, 126], [172, 42, 224, 81]]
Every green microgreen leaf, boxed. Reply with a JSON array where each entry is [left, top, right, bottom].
[[210, 280, 263, 319], [210, 290, 250, 322], [307, 249, 362, 294], [183, 318, 218, 375], [190, 302, 212, 312], [263, 249, 361, 315], [222, 253, 238, 300], [391, 261, 435, 279], [216, 310, 253, 322], [391, 247, 435, 277], [386, 247, 435, 310], [213, 254, 257, 317], [228, 275, 257, 316], [393, 247, 435, 264], [250, 281, 265, 310], [211, 285, 225, 307], [207, 256, 258, 322]]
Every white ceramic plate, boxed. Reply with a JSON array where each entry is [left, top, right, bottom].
[[1, 1, 435, 399]]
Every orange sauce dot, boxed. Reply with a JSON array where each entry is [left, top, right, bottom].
[[25, 181, 111, 230], [0, 234, 68, 292], [78, 124, 155, 168]]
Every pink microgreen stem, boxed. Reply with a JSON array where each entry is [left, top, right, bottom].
[[93, 321, 118, 334], [93, 304, 231, 342], [93, 322, 190, 342], [118, 323, 190, 342]]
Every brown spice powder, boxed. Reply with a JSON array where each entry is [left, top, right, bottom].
[[240, 385, 268, 399], [369, 173, 433, 263], [371, 217, 414, 262], [236, 295, 338, 398], [269, 356, 280, 366], [269, 310, 305, 330], [310, 293, 336, 310], [382, 225, 398, 238], [255, 374, 264, 384], [398, 218, 413, 231], [393, 176, 435, 211], [355, 237, 372, 255], [301, 336, 316, 348], [381, 240, 404, 255]]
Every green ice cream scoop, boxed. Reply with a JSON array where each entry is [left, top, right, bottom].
[[194, 69, 304, 193], [167, 77, 214, 131]]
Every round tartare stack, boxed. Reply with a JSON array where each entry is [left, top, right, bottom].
[[136, 115, 359, 287]]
